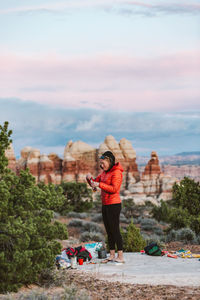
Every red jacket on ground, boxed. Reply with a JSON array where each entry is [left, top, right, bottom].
[[94, 162, 124, 205]]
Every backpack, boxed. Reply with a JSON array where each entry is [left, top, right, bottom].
[[75, 246, 92, 262], [144, 242, 162, 256]]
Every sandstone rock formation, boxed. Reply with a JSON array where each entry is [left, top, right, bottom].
[[142, 151, 161, 176], [48, 153, 62, 184], [99, 136, 140, 189], [6, 137, 183, 205], [5, 144, 16, 172], [17, 147, 40, 182], [63, 140, 97, 182], [15, 136, 140, 188], [124, 151, 177, 205]]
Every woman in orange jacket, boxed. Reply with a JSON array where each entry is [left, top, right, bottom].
[[86, 151, 125, 263]]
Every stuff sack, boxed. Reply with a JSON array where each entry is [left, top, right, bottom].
[[64, 247, 77, 258], [75, 246, 92, 262], [144, 242, 162, 256]]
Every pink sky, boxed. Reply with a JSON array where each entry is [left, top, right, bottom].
[[0, 0, 200, 113], [0, 50, 199, 111]]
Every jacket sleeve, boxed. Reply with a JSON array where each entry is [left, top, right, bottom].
[[99, 171, 122, 193], [93, 174, 101, 182]]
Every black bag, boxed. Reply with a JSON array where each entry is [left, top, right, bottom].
[[98, 249, 107, 259], [144, 242, 162, 256]]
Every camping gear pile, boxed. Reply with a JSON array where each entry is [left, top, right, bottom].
[[56, 242, 106, 269], [142, 242, 200, 259]]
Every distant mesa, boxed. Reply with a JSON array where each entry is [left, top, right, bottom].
[[5, 136, 200, 205]]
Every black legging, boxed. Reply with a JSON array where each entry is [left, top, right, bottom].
[[102, 203, 123, 251]]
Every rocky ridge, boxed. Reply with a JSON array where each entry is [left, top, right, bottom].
[[6, 136, 180, 204]]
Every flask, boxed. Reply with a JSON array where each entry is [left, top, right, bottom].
[[70, 256, 77, 269]]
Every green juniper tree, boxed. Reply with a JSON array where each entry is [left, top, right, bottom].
[[0, 122, 68, 293], [152, 177, 200, 234], [122, 220, 146, 252], [59, 181, 93, 214]]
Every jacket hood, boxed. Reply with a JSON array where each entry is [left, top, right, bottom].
[[110, 162, 124, 173]]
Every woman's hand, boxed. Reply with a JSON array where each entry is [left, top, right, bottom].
[[86, 173, 92, 180], [92, 181, 99, 188]]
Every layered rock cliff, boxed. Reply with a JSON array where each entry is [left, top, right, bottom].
[[161, 165, 200, 183], [123, 151, 177, 204], [5, 136, 182, 205]]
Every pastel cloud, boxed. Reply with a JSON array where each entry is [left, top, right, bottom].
[[0, 51, 199, 111], [76, 115, 102, 131], [0, 99, 199, 156], [0, 1, 200, 16]]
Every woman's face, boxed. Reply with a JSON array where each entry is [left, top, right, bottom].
[[100, 158, 110, 171]]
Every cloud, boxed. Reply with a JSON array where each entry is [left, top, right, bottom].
[[0, 1, 200, 16], [0, 99, 199, 157], [75, 115, 102, 131], [121, 1, 200, 17], [0, 51, 199, 112]]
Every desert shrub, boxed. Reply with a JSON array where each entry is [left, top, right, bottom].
[[122, 198, 142, 219], [63, 284, 90, 300], [5, 284, 90, 300], [152, 178, 200, 234], [91, 213, 102, 222], [81, 221, 104, 234], [92, 193, 102, 212], [123, 220, 146, 252], [0, 122, 68, 293], [166, 229, 178, 243], [122, 198, 135, 209], [120, 216, 130, 224], [153, 227, 164, 235], [38, 268, 67, 288], [67, 212, 88, 219], [137, 216, 151, 224], [68, 218, 83, 227], [141, 218, 158, 226], [59, 182, 93, 214], [166, 228, 196, 243], [80, 231, 105, 242], [140, 218, 158, 231], [68, 219, 104, 234], [122, 207, 135, 219], [120, 213, 130, 224], [139, 218, 164, 235], [143, 233, 165, 246], [15, 290, 49, 300], [176, 228, 196, 243], [196, 235, 200, 244]]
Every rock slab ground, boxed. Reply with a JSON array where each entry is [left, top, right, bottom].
[[77, 253, 200, 287]]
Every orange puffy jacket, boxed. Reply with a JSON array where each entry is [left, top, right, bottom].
[[94, 162, 123, 205]]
